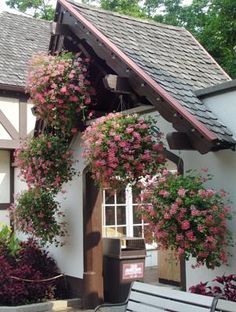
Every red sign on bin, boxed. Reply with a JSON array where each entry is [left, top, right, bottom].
[[122, 262, 144, 280]]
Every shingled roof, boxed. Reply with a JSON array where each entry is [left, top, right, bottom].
[[64, 1, 235, 145], [0, 12, 51, 90]]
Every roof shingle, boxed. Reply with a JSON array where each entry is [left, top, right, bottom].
[[0, 12, 51, 89], [70, 2, 235, 143]]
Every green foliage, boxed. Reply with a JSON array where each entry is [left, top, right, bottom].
[[100, 0, 144, 17], [13, 188, 67, 246], [0, 224, 21, 257], [6, 0, 54, 20]]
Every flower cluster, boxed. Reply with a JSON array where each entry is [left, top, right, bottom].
[[15, 134, 75, 193], [11, 189, 67, 246], [190, 274, 236, 302], [138, 170, 233, 269], [82, 112, 166, 189], [26, 52, 95, 134]]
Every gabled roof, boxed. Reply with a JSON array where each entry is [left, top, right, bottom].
[[69, 2, 235, 144], [0, 12, 51, 91], [56, 0, 235, 148]]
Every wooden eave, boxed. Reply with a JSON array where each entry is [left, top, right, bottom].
[[49, 0, 235, 154]]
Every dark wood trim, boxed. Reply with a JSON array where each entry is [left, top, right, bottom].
[[103, 75, 132, 94], [19, 101, 27, 139], [0, 84, 25, 94], [10, 151, 14, 204], [0, 203, 10, 210], [0, 109, 18, 139], [166, 132, 194, 150], [83, 168, 104, 309]]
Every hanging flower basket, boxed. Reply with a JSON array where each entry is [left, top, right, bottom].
[[82, 112, 166, 189], [11, 188, 66, 246], [26, 52, 95, 135], [138, 170, 233, 269], [15, 134, 75, 193]]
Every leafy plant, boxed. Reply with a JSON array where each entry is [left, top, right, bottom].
[[15, 134, 75, 193], [190, 274, 236, 302], [138, 170, 233, 269], [12, 188, 67, 246], [0, 237, 63, 306], [0, 224, 21, 257], [82, 112, 166, 189], [26, 52, 95, 135]]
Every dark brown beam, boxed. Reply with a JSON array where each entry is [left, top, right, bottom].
[[166, 132, 194, 150], [103, 74, 131, 94], [51, 22, 72, 36]]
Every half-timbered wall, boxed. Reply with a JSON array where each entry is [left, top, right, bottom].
[[0, 96, 36, 149]]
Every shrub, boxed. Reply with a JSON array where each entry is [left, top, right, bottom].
[[0, 234, 63, 306], [190, 275, 236, 302]]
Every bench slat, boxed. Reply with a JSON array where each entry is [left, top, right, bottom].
[[131, 282, 215, 306], [216, 299, 236, 312], [127, 301, 164, 312], [128, 291, 212, 312]]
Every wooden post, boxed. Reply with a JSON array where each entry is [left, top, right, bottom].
[[82, 170, 104, 309]]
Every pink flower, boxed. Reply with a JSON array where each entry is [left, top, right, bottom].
[[60, 86, 67, 93], [178, 188, 186, 197], [159, 190, 170, 197], [181, 220, 190, 230]]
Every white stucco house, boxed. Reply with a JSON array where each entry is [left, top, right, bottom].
[[0, 12, 51, 224], [1, 0, 236, 308]]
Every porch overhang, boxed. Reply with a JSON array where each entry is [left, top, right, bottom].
[[47, 0, 236, 154]]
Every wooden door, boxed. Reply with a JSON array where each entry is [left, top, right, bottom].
[[158, 249, 181, 286]]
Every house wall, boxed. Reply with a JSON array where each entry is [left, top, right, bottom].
[[181, 149, 236, 289], [201, 90, 236, 139], [48, 134, 85, 279]]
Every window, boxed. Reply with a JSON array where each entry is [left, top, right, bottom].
[[102, 186, 148, 238]]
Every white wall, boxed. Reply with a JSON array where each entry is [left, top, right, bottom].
[[49, 134, 85, 279], [202, 90, 236, 139], [181, 149, 236, 289], [0, 150, 10, 203]]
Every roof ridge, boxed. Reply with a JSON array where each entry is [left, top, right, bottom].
[[0, 11, 51, 23], [69, 1, 184, 32]]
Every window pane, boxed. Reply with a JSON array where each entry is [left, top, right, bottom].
[[105, 206, 115, 225], [133, 226, 143, 238], [133, 205, 142, 224], [117, 226, 126, 236], [104, 227, 116, 237], [105, 191, 115, 204], [117, 206, 126, 225], [116, 189, 126, 204]]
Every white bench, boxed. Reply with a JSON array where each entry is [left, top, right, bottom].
[[215, 298, 236, 312], [94, 281, 218, 311]]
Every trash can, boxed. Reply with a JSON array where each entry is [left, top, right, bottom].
[[103, 237, 146, 303]]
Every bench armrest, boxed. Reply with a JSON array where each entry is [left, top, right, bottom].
[[94, 301, 127, 312]]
